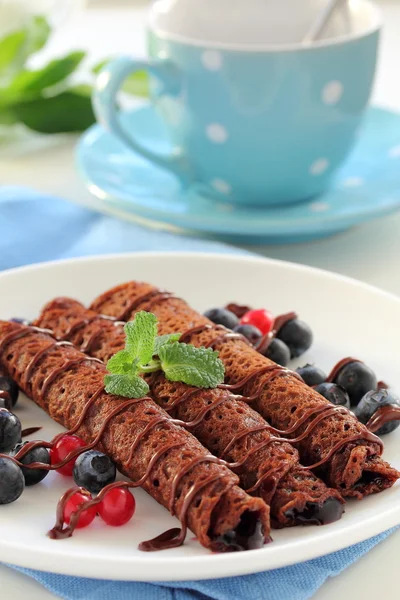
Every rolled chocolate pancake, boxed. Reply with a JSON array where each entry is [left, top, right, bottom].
[[34, 298, 344, 527], [0, 321, 270, 552], [89, 282, 400, 498]]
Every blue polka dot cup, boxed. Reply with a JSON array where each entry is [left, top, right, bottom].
[[93, 0, 381, 206]]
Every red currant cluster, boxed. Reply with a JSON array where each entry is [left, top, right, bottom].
[[51, 434, 136, 530]]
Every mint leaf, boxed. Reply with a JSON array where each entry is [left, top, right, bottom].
[[159, 342, 225, 388], [7, 51, 85, 97], [124, 312, 158, 365], [106, 350, 137, 375], [154, 333, 181, 355], [10, 87, 95, 133], [104, 373, 149, 398]]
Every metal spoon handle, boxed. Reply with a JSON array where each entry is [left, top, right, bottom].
[[302, 0, 347, 44]]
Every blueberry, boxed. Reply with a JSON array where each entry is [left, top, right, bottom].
[[0, 409, 22, 453], [0, 396, 12, 411], [73, 450, 116, 494], [0, 457, 24, 504], [314, 383, 350, 408], [233, 324, 262, 346], [276, 319, 313, 358], [296, 364, 326, 387], [204, 308, 239, 330], [9, 318, 30, 325], [10, 442, 50, 486], [335, 362, 377, 407], [264, 338, 291, 367], [355, 389, 400, 436], [0, 376, 19, 408]]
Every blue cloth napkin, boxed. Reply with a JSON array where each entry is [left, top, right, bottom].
[[0, 186, 396, 600]]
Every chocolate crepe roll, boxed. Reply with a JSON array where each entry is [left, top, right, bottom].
[[90, 282, 400, 498], [0, 321, 270, 552], [34, 298, 344, 527]]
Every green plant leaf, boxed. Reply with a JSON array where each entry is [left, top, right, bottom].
[[0, 16, 50, 79], [0, 107, 19, 126], [106, 350, 138, 375], [159, 342, 225, 388], [0, 30, 26, 74], [153, 333, 182, 356], [92, 60, 149, 97], [25, 15, 51, 56], [92, 59, 108, 75], [7, 51, 85, 96], [123, 70, 149, 97], [104, 373, 149, 398], [10, 87, 96, 133], [124, 312, 158, 365]]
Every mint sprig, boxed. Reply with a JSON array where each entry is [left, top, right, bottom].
[[159, 342, 225, 388], [104, 311, 224, 398]]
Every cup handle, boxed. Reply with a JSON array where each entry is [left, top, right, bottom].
[[92, 56, 192, 184]]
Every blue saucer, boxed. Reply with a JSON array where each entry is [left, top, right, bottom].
[[76, 106, 400, 244]]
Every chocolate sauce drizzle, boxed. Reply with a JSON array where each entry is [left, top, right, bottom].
[[176, 323, 384, 465], [0, 324, 245, 551], [326, 357, 362, 382], [255, 312, 298, 355], [93, 292, 385, 476], [366, 404, 400, 433], [0, 389, 10, 404], [116, 290, 176, 321], [326, 357, 389, 391], [21, 426, 42, 437]]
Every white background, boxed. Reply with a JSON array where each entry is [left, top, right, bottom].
[[0, 0, 400, 598]]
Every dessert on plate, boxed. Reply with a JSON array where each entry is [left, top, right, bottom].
[[0, 320, 270, 552], [90, 281, 400, 498], [34, 297, 344, 528]]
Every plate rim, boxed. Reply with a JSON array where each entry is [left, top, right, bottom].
[[0, 251, 399, 581]]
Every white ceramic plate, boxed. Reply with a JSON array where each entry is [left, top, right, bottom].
[[0, 252, 399, 581]]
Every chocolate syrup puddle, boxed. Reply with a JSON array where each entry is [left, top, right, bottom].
[[21, 426, 42, 437]]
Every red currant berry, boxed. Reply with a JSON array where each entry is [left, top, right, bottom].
[[63, 491, 96, 529], [50, 434, 87, 476], [240, 309, 274, 336], [98, 487, 136, 527]]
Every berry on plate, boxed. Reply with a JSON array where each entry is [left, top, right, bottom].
[[0, 376, 19, 408], [296, 364, 326, 387], [98, 487, 136, 526], [276, 319, 313, 358], [314, 383, 350, 408], [0, 457, 24, 504], [355, 389, 400, 436], [11, 442, 50, 486], [334, 361, 377, 407], [263, 338, 290, 367], [63, 491, 97, 528], [204, 308, 239, 330], [233, 324, 262, 346], [50, 434, 87, 476], [240, 309, 274, 336], [0, 408, 22, 453], [73, 450, 116, 494]]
